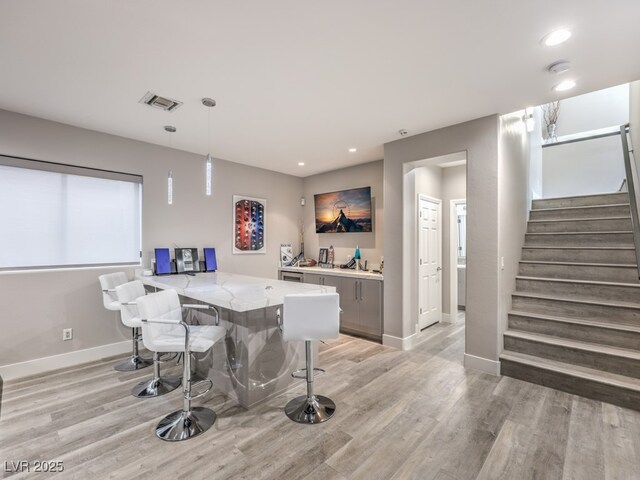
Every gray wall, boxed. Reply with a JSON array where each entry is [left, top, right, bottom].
[[544, 84, 629, 139], [0, 109, 303, 367], [384, 115, 502, 364], [302, 160, 383, 267], [497, 112, 529, 353]]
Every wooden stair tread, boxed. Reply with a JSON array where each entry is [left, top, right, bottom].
[[500, 351, 640, 391], [532, 203, 630, 213], [533, 192, 628, 202], [516, 275, 640, 288], [528, 216, 631, 223], [513, 291, 640, 308], [503, 330, 640, 360], [519, 260, 638, 268], [523, 246, 635, 250], [526, 231, 632, 235], [509, 310, 640, 334]]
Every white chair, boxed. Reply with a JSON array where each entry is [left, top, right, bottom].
[[278, 292, 340, 424], [115, 280, 181, 398], [136, 289, 226, 441], [99, 272, 152, 371]]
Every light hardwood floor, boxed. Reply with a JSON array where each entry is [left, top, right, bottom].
[[2, 320, 640, 479]]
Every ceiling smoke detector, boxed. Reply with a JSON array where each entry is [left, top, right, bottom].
[[548, 61, 571, 74], [399, 129, 408, 136], [139, 91, 183, 112]]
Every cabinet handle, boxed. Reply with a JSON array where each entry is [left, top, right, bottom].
[[359, 281, 363, 301], [355, 281, 358, 301]]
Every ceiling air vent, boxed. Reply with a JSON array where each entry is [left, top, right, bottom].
[[139, 91, 183, 112]]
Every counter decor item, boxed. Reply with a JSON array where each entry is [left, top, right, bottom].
[[328, 245, 335, 265], [318, 248, 329, 267], [354, 245, 361, 271], [233, 195, 266, 254], [314, 186, 372, 233], [280, 244, 293, 267]]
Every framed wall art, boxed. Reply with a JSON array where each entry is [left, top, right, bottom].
[[233, 195, 266, 254]]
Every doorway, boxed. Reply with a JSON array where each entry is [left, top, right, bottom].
[[418, 195, 442, 329], [402, 151, 467, 341], [449, 200, 466, 323]]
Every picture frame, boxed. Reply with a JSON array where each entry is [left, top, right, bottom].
[[233, 195, 267, 254], [318, 248, 329, 265]]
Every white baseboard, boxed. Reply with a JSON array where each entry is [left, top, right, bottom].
[[463, 353, 501, 376], [0, 341, 131, 381], [382, 333, 419, 351], [441, 313, 452, 324]]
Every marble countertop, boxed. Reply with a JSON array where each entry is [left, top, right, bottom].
[[136, 271, 336, 312], [279, 266, 383, 281]]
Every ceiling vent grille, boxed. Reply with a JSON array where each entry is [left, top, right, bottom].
[[139, 91, 183, 112]]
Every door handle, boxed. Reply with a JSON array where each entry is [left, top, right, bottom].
[[436, 267, 442, 272]]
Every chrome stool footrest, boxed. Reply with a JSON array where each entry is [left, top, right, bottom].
[[291, 367, 325, 380], [186, 379, 213, 400]]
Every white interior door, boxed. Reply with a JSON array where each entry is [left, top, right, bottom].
[[418, 195, 442, 329]]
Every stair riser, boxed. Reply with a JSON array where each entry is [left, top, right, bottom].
[[527, 218, 632, 233], [508, 315, 640, 350], [529, 205, 630, 220], [500, 359, 640, 411], [532, 193, 630, 209], [504, 336, 640, 379], [516, 278, 640, 302], [524, 233, 634, 247], [512, 295, 640, 326], [521, 248, 637, 264], [518, 264, 640, 283]]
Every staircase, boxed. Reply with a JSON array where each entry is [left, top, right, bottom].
[[500, 191, 640, 411]]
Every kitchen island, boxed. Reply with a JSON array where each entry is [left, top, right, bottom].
[[137, 271, 335, 408]]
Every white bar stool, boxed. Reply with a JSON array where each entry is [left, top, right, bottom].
[[278, 292, 340, 424], [99, 272, 152, 371], [115, 280, 181, 398], [136, 289, 226, 441]]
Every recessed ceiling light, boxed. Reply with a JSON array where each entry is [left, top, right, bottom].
[[553, 79, 576, 92], [298, 162, 305, 166], [542, 29, 572, 46], [348, 148, 357, 153]]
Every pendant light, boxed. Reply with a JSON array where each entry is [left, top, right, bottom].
[[164, 125, 176, 205], [202, 98, 216, 196]]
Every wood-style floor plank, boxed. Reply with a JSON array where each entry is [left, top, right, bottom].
[[1, 318, 639, 479]]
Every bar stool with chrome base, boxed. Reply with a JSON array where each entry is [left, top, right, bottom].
[[115, 280, 181, 398], [277, 292, 340, 424], [136, 289, 226, 441], [99, 272, 152, 371]]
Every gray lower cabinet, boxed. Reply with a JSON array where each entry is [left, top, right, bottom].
[[303, 272, 383, 342]]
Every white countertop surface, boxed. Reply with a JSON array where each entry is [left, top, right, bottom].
[[137, 271, 335, 312], [279, 266, 383, 281]]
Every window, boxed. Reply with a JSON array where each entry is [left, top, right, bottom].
[[0, 155, 142, 270]]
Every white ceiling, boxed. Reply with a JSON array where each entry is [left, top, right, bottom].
[[1, 1, 639, 177]]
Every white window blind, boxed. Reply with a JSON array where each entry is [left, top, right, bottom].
[[0, 156, 142, 270]]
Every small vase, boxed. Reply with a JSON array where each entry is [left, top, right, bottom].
[[546, 123, 557, 143]]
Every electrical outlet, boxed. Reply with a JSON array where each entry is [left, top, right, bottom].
[[63, 328, 73, 341]]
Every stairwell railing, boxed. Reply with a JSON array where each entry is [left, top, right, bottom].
[[620, 123, 640, 279]]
